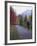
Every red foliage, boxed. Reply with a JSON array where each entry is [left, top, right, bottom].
[[10, 7, 17, 25]]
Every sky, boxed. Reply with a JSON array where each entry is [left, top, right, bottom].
[[12, 5, 32, 16]]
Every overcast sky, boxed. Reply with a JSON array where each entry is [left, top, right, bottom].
[[12, 6, 32, 16]]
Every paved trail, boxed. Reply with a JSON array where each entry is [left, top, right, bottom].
[[16, 25, 32, 39]]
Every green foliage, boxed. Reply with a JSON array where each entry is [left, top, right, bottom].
[[29, 15, 32, 21], [20, 18, 23, 26], [19, 15, 32, 31]]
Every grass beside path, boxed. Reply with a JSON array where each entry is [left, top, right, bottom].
[[10, 25, 19, 40]]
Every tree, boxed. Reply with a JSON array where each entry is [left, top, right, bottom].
[[18, 15, 23, 26]]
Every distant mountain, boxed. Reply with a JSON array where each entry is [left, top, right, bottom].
[[21, 10, 32, 17]]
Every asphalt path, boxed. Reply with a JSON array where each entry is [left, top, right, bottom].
[[16, 25, 32, 39]]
